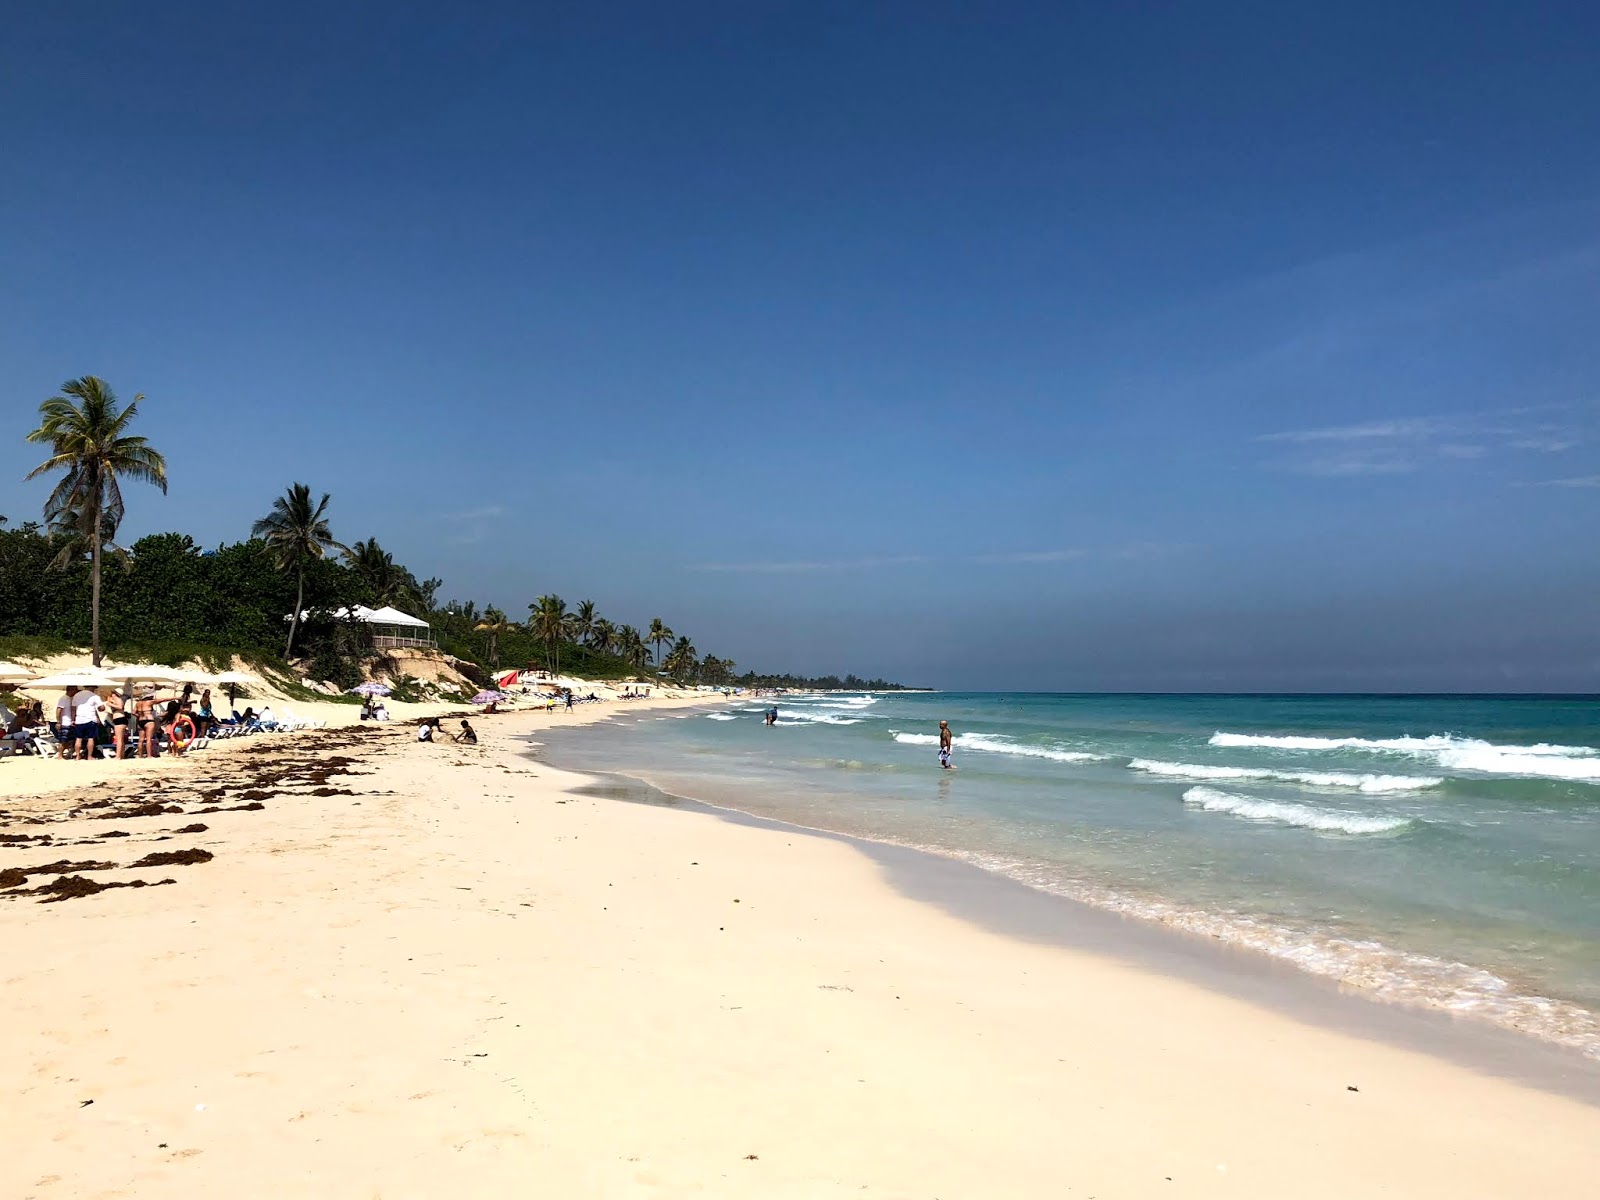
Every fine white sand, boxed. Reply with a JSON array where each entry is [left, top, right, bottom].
[[3, 701, 1598, 1198]]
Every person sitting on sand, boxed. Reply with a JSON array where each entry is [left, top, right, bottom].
[[453, 719, 477, 745], [417, 716, 442, 743]]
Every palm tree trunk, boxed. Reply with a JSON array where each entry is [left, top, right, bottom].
[[90, 507, 103, 667], [285, 567, 304, 660]]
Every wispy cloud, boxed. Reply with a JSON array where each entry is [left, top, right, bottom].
[[975, 549, 1085, 564], [1259, 417, 1446, 444], [690, 555, 929, 573], [1261, 403, 1590, 478], [444, 505, 507, 521], [1528, 475, 1600, 488]]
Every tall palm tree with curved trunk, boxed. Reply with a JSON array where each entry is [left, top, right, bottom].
[[530, 594, 569, 676], [474, 607, 511, 669], [571, 599, 598, 648], [646, 618, 673, 674], [588, 618, 616, 656], [253, 484, 345, 661], [26, 377, 168, 666]]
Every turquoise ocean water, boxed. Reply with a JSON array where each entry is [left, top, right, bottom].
[[542, 692, 1600, 1057]]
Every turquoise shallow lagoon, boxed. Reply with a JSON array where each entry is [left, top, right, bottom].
[[540, 692, 1600, 1058]]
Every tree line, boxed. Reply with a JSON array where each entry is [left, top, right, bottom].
[[7, 376, 904, 691]]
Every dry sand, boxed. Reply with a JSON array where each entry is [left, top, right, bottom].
[[3, 698, 1598, 1198]]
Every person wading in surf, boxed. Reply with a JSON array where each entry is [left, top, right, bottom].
[[938, 720, 954, 769]]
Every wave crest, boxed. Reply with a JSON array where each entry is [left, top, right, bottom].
[[1182, 786, 1414, 834], [891, 731, 1104, 763], [1210, 732, 1600, 781], [1128, 759, 1440, 793]]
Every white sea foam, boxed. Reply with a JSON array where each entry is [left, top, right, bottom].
[[703, 712, 738, 721], [1210, 732, 1600, 781], [778, 710, 863, 725], [1182, 786, 1414, 834], [1128, 759, 1440, 793], [891, 731, 1104, 763]]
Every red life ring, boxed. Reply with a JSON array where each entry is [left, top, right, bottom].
[[169, 715, 197, 751]]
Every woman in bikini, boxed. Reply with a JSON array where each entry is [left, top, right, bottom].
[[106, 689, 130, 759], [135, 687, 160, 758]]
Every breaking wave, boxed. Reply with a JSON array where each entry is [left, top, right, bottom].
[[1210, 732, 1600, 781], [892, 731, 1105, 763], [1182, 786, 1415, 834], [1128, 759, 1441, 793]]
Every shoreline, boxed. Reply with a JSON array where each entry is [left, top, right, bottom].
[[560, 764, 1600, 1108], [5, 700, 1599, 1196], [532, 705, 1600, 1068]]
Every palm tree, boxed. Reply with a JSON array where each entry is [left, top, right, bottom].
[[252, 483, 345, 660], [588, 618, 616, 656], [345, 538, 418, 610], [646, 618, 673, 672], [46, 502, 130, 572], [663, 636, 697, 681], [617, 624, 649, 671], [571, 599, 598, 647], [474, 607, 511, 669], [530, 594, 569, 676], [25, 377, 168, 666]]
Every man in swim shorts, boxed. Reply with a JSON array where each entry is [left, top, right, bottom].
[[938, 720, 953, 769]]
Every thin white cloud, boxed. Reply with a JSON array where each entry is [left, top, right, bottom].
[[691, 555, 929, 573], [1262, 405, 1591, 478], [1512, 436, 1579, 452], [1259, 417, 1446, 444], [1530, 475, 1600, 488], [976, 549, 1086, 564], [444, 505, 507, 521], [1275, 455, 1417, 477]]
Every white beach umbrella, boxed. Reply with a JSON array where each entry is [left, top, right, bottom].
[[100, 663, 183, 685], [26, 671, 119, 690], [0, 661, 34, 682]]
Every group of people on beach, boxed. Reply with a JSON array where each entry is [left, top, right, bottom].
[[0, 681, 271, 761]]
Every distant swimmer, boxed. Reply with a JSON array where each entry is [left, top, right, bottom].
[[766, 706, 778, 726], [938, 720, 953, 769]]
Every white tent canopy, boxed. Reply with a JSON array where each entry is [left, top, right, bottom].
[[285, 604, 434, 648]]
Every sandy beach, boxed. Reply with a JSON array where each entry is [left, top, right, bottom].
[[4, 699, 1599, 1199]]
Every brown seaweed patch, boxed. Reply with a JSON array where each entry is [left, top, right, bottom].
[[130, 848, 214, 868], [174, 824, 209, 834], [31, 874, 177, 902]]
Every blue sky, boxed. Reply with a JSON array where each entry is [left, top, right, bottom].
[[3, 1, 1599, 689]]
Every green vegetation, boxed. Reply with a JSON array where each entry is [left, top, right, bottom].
[[6, 376, 906, 691]]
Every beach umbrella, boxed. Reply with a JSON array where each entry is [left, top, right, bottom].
[[26, 671, 119, 690], [350, 682, 392, 697], [0, 661, 34, 682], [470, 689, 509, 706], [100, 663, 183, 688]]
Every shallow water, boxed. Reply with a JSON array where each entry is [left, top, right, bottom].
[[541, 692, 1600, 1058]]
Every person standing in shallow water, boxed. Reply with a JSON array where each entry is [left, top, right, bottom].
[[938, 720, 953, 769]]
